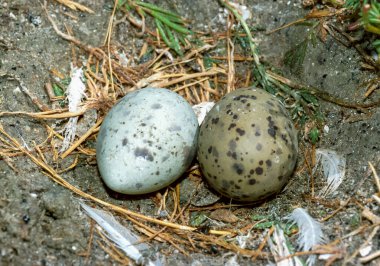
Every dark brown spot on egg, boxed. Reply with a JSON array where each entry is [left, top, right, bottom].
[[211, 117, 219, 124], [267, 116, 278, 138], [236, 128, 245, 136], [249, 169, 255, 175], [155, 171, 160, 175], [281, 133, 288, 144], [228, 123, 236, 130], [227, 151, 237, 160], [221, 179, 229, 189], [134, 147, 154, 161], [268, 127, 277, 138], [266, 160, 272, 167], [232, 163, 244, 175], [122, 138, 128, 146], [234, 94, 257, 101], [233, 114, 238, 119], [255, 167, 263, 175], [208, 146, 213, 154], [248, 179, 256, 185], [168, 124, 181, 132], [256, 143, 262, 151], [259, 160, 263, 165], [151, 103, 162, 109], [135, 183, 143, 189]]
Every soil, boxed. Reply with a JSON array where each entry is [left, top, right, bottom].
[[1, 0, 379, 265]]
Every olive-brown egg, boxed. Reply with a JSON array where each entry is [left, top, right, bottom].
[[197, 87, 298, 202]]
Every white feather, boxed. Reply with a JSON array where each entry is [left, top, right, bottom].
[[313, 149, 346, 197], [286, 208, 325, 266], [192, 102, 215, 125], [80, 202, 160, 265], [60, 66, 86, 153], [268, 225, 303, 266]]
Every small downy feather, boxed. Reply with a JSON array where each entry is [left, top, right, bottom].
[[286, 208, 325, 266], [313, 149, 346, 197], [60, 66, 86, 153], [80, 202, 161, 266], [192, 102, 215, 125], [268, 225, 303, 266]]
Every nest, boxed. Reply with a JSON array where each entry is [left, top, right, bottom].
[[1, 0, 380, 265]]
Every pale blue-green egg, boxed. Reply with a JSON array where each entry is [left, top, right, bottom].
[[96, 88, 199, 194]]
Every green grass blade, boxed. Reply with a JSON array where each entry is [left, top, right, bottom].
[[151, 10, 192, 35], [136, 1, 182, 19], [166, 25, 183, 55], [155, 18, 172, 48]]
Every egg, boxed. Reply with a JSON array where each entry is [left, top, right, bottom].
[[197, 87, 298, 202], [96, 88, 199, 195]]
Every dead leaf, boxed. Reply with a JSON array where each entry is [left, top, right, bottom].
[[209, 209, 239, 223]]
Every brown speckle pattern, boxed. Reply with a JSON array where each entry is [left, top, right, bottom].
[[197, 87, 298, 202]]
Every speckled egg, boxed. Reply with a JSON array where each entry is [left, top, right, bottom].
[[197, 87, 298, 202], [96, 88, 198, 195]]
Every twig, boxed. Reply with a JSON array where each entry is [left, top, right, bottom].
[[54, 0, 94, 13], [151, 68, 225, 88], [359, 249, 380, 263], [60, 118, 103, 159], [0, 109, 87, 119]]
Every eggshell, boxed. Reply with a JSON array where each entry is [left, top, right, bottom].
[[96, 88, 199, 194], [197, 87, 298, 202]]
